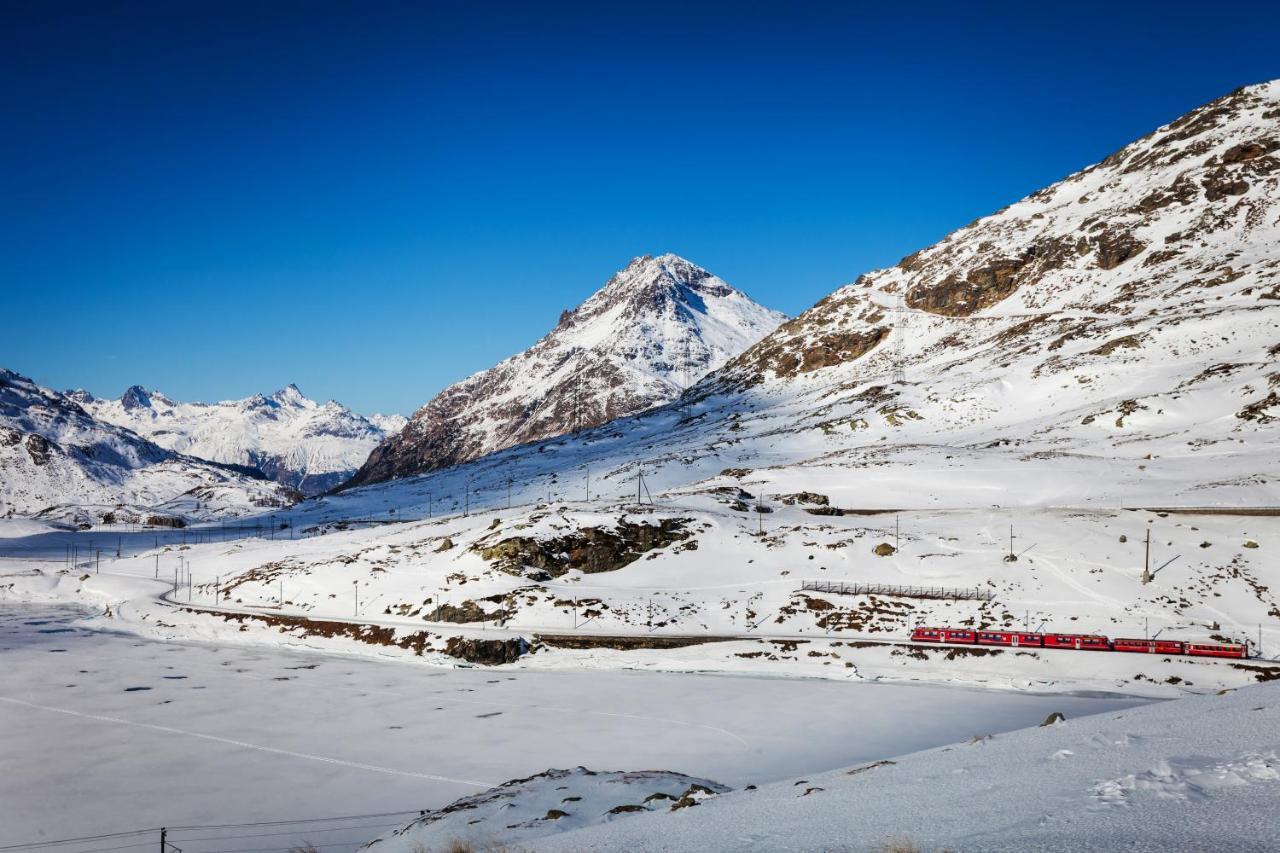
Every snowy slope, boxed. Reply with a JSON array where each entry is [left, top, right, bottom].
[[412, 681, 1280, 852], [75, 384, 401, 496], [0, 369, 295, 524], [345, 254, 786, 487], [327, 81, 1280, 517], [363, 768, 729, 851]]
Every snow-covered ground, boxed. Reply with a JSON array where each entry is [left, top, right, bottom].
[[8, 495, 1271, 699], [469, 680, 1280, 852], [0, 602, 1142, 853]]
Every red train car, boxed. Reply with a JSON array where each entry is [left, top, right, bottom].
[[1113, 638, 1185, 655], [1044, 633, 1110, 651], [910, 627, 976, 644], [976, 631, 1044, 647], [1185, 642, 1248, 659], [976, 631, 1014, 646]]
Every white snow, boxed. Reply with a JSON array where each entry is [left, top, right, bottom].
[[77, 383, 400, 495]]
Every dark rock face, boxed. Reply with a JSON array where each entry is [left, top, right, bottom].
[[476, 518, 692, 578], [24, 434, 52, 466], [119, 385, 152, 411], [775, 491, 830, 506], [444, 636, 528, 665]]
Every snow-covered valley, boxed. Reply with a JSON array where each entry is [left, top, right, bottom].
[[0, 602, 1144, 852]]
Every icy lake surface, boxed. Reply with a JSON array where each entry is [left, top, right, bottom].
[[0, 604, 1147, 852]]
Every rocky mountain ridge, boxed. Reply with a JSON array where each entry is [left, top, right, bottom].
[[0, 369, 294, 524], [76, 384, 404, 496], [345, 253, 785, 487]]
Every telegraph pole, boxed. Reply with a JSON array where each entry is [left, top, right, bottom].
[[1141, 528, 1153, 584]]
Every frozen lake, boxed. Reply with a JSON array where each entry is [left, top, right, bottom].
[[0, 604, 1148, 852]]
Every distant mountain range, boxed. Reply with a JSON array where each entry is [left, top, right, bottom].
[[345, 253, 786, 487], [0, 369, 293, 525], [73, 384, 405, 496]]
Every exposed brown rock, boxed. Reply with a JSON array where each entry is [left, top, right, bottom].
[[476, 518, 692, 578], [24, 434, 52, 466], [444, 635, 528, 665], [1091, 229, 1145, 270]]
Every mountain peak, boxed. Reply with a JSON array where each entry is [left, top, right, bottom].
[[119, 385, 152, 411], [344, 255, 786, 488], [272, 384, 307, 406]]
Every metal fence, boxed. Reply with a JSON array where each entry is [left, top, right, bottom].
[[800, 579, 995, 602]]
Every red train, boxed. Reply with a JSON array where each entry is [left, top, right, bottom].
[[910, 626, 1249, 659]]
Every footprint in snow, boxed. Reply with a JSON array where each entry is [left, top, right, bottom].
[[124, 686, 151, 692], [1051, 750, 1075, 760]]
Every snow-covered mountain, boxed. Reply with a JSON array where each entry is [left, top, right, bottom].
[[345, 254, 786, 487], [75, 384, 404, 496], [179, 81, 1280, 683], [326, 81, 1280, 518], [0, 369, 294, 524]]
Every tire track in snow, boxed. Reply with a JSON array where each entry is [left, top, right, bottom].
[[0, 696, 495, 788]]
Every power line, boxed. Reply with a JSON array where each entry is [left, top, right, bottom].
[[169, 821, 401, 842], [168, 809, 423, 831], [0, 809, 426, 852], [0, 831, 158, 852]]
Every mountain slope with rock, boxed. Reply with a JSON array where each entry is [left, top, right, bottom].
[[344, 254, 786, 488], [325, 81, 1280, 522], [76, 384, 403, 496], [0, 370, 293, 524]]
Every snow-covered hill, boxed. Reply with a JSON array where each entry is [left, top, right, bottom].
[[325, 81, 1280, 517], [345, 254, 786, 487], [0, 369, 294, 524], [372, 681, 1280, 852], [75, 384, 404, 496]]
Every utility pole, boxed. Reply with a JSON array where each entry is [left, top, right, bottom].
[[95, 550, 100, 574], [154, 553, 158, 579], [895, 514, 900, 552], [585, 465, 590, 502], [160, 828, 166, 852], [353, 580, 359, 617], [1141, 528, 1152, 584], [465, 481, 470, 516], [1009, 525, 1015, 560]]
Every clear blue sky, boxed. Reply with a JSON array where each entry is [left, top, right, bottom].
[[4, 1, 1278, 415]]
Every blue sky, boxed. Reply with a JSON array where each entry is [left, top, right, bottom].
[[4, 1, 1278, 415]]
